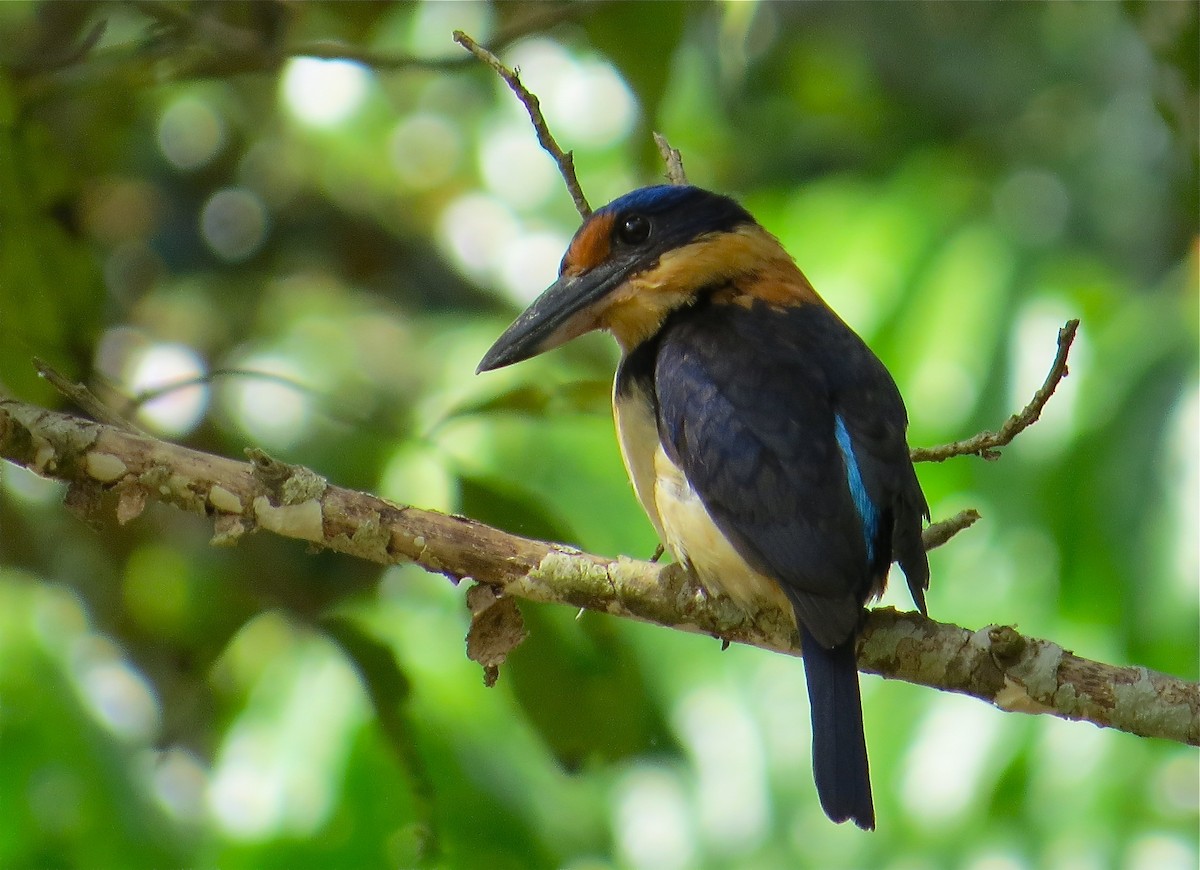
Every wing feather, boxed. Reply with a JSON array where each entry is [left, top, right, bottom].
[[653, 298, 928, 646]]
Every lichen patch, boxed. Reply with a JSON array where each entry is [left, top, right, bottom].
[[86, 452, 128, 482], [253, 495, 324, 541], [208, 485, 243, 514]]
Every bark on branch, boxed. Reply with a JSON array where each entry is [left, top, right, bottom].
[[1, 397, 1195, 746]]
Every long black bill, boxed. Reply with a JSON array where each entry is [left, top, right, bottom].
[[476, 260, 627, 373]]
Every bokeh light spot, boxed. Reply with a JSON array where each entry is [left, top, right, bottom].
[[127, 342, 209, 436], [208, 639, 368, 840], [2, 462, 64, 505], [993, 168, 1070, 246], [390, 112, 463, 190], [1164, 386, 1199, 604], [497, 229, 571, 305], [501, 39, 575, 105], [908, 357, 977, 434], [1126, 834, 1196, 870], [479, 124, 559, 210], [613, 764, 695, 870], [226, 354, 312, 449], [551, 60, 638, 147], [30, 585, 89, 652], [69, 638, 161, 742], [379, 443, 457, 514], [1155, 751, 1200, 816], [674, 688, 768, 854], [407, 0, 493, 59], [158, 95, 227, 171], [200, 187, 269, 263], [281, 57, 370, 127], [150, 747, 209, 823], [902, 695, 1005, 828], [209, 740, 280, 839], [1007, 300, 1085, 456], [502, 40, 637, 149], [438, 193, 519, 281]]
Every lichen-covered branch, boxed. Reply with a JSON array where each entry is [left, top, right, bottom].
[[1, 397, 1195, 745]]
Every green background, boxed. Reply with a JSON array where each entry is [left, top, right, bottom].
[[0, 2, 1196, 868]]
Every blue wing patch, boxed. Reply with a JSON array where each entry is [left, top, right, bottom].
[[650, 296, 930, 646], [834, 415, 878, 564]]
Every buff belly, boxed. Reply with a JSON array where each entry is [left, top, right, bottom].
[[614, 378, 793, 618]]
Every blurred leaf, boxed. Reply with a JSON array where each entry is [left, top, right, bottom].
[[507, 604, 678, 770], [459, 473, 577, 543], [0, 118, 102, 398], [319, 614, 440, 867], [0, 576, 190, 869]]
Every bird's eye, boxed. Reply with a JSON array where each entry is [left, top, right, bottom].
[[616, 214, 651, 245]]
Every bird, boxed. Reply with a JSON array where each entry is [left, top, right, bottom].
[[477, 184, 929, 830]]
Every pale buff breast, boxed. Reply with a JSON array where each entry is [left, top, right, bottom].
[[614, 378, 793, 619]]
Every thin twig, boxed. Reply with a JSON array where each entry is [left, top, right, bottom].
[[653, 132, 689, 185], [9, 18, 108, 75], [921, 509, 981, 550], [33, 358, 144, 435], [296, 3, 579, 71], [453, 30, 591, 219], [911, 319, 1080, 463], [121, 369, 326, 416], [18, 6, 580, 95], [295, 3, 585, 70]]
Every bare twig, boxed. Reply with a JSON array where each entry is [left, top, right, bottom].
[[912, 319, 1080, 463], [921, 509, 981, 550], [297, 3, 579, 71], [9, 18, 108, 75], [285, 41, 464, 71], [34, 358, 143, 435], [453, 30, 591, 219], [653, 132, 689, 185], [121, 369, 324, 416], [18, 6, 580, 97], [1, 397, 1195, 745]]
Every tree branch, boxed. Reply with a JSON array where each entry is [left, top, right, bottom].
[[2, 397, 1194, 746]]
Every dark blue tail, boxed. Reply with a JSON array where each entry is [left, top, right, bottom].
[[801, 624, 874, 830]]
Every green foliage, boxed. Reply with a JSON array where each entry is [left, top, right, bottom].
[[0, 1, 1196, 868]]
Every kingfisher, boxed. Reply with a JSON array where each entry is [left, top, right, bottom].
[[477, 184, 929, 829]]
